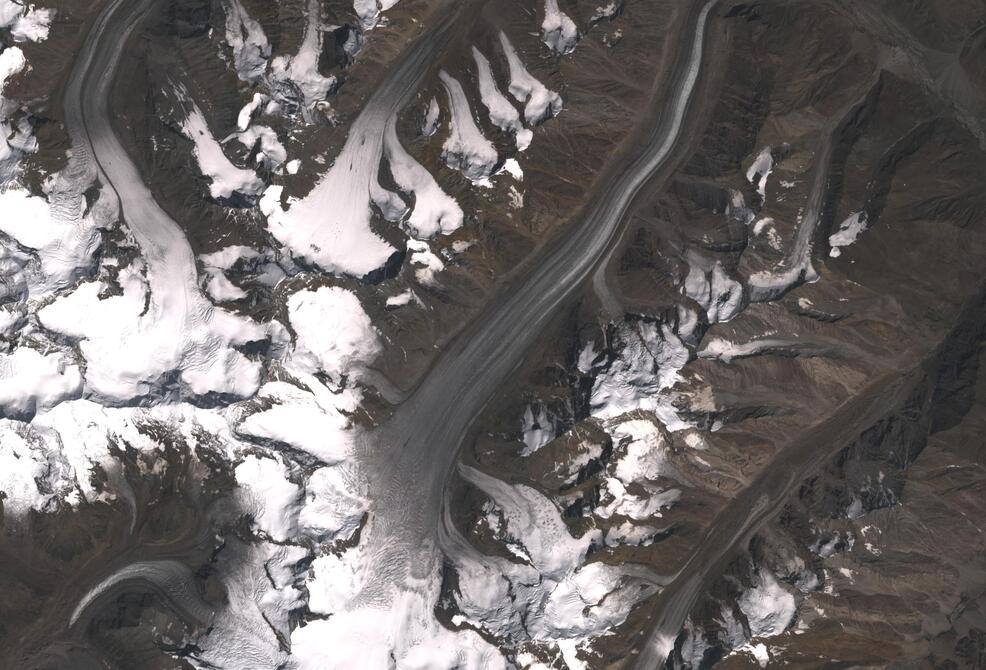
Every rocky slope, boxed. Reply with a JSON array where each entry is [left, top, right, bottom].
[[0, 0, 984, 668]]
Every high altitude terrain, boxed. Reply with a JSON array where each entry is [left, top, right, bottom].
[[0, 0, 984, 668]]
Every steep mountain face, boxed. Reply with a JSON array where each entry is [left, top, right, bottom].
[[0, 0, 984, 668]]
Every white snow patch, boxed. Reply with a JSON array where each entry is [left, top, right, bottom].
[[498, 31, 563, 125], [0, 347, 82, 418], [681, 256, 744, 323], [828, 211, 868, 257], [0, 419, 72, 516], [610, 419, 668, 482], [237, 381, 361, 464], [0, 180, 105, 295], [472, 46, 532, 151], [200, 244, 260, 270], [235, 455, 302, 542], [0, 1, 52, 43], [542, 0, 579, 55], [39, 254, 266, 402], [452, 465, 658, 648], [384, 117, 463, 238], [179, 96, 263, 200], [746, 146, 773, 199], [286, 286, 380, 381], [698, 337, 795, 364], [293, 521, 505, 669], [270, 0, 336, 113], [590, 2, 621, 24], [421, 96, 440, 137], [298, 462, 368, 542], [407, 238, 445, 286], [589, 320, 690, 430], [595, 477, 680, 520], [262, 113, 397, 274], [237, 124, 287, 170], [739, 569, 797, 638], [204, 270, 246, 302], [386, 290, 414, 308], [236, 92, 266, 131], [521, 404, 555, 455], [439, 70, 499, 184], [604, 520, 661, 547], [0, 44, 26, 94]]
